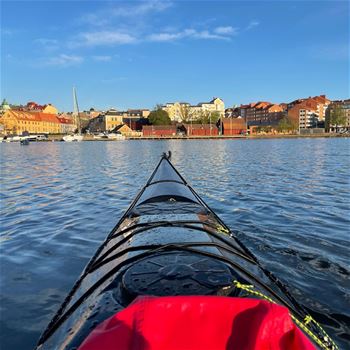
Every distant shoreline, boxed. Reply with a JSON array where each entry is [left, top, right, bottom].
[[2, 133, 349, 143]]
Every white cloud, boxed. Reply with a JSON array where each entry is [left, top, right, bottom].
[[110, 0, 173, 17], [92, 55, 112, 62], [214, 26, 238, 35], [71, 26, 234, 47], [79, 0, 173, 25], [45, 54, 83, 66], [147, 28, 234, 42], [147, 31, 188, 42], [74, 31, 136, 47], [193, 30, 230, 40], [246, 20, 260, 30]]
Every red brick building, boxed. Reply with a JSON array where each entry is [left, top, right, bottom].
[[288, 101, 317, 128], [239, 102, 285, 127], [287, 95, 330, 129]]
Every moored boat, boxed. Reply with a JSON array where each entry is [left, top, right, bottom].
[[20, 139, 30, 145], [107, 132, 126, 140], [35, 153, 338, 350], [62, 134, 84, 142]]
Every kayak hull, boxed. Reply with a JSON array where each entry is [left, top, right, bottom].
[[35, 155, 334, 350]]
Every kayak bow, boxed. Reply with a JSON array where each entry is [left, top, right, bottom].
[[36, 153, 337, 350]]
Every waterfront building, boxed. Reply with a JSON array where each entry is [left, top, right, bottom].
[[87, 115, 105, 133], [287, 97, 329, 129], [104, 109, 124, 131], [162, 98, 225, 122], [162, 102, 191, 122], [239, 102, 285, 127], [222, 117, 247, 135], [287, 95, 330, 128], [312, 95, 331, 120], [57, 115, 76, 134], [252, 103, 284, 125], [25, 101, 58, 115], [88, 108, 150, 133], [326, 99, 350, 132], [126, 109, 150, 118], [86, 108, 103, 119], [142, 125, 177, 137], [182, 124, 218, 136], [111, 124, 135, 137], [123, 117, 149, 131], [122, 109, 151, 130], [0, 110, 62, 135], [288, 103, 318, 129]]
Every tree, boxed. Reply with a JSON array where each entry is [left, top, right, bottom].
[[148, 107, 171, 125], [209, 111, 221, 124], [179, 104, 195, 123], [325, 106, 346, 133], [196, 110, 221, 124], [277, 117, 298, 133]]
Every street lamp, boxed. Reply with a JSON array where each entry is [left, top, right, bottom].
[[190, 115, 193, 138], [219, 114, 223, 136], [210, 113, 212, 137]]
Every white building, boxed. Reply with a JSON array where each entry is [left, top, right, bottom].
[[162, 98, 225, 122]]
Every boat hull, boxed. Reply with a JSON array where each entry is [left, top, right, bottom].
[[63, 135, 83, 142], [35, 155, 334, 350]]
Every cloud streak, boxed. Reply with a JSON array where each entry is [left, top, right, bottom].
[[246, 20, 260, 31], [72, 31, 137, 47], [144, 27, 236, 42], [40, 1, 259, 50], [92, 55, 112, 62], [79, 0, 173, 25], [71, 25, 238, 47], [214, 26, 238, 35], [44, 54, 83, 67]]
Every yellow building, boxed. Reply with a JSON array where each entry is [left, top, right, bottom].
[[162, 98, 225, 122], [105, 109, 124, 131], [0, 110, 62, 135], [42, 104, 58, 114], [112, 123, 133, 136]]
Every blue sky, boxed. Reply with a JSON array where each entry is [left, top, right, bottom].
[[1, 0, 349, 112]]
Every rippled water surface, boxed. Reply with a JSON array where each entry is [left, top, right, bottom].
[[1, 139, 350, 349]]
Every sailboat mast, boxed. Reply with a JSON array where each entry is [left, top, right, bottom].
[[73, 87, 81, 134]]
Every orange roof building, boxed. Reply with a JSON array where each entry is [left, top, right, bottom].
[[0, 110, 75, 135]]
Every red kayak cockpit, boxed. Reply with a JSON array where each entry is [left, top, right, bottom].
[[78, 296, 316, 350]]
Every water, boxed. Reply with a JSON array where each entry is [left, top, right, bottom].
[[1, 138, 349, 349]]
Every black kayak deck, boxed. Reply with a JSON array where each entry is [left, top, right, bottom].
[[35, 154, 337, 350]]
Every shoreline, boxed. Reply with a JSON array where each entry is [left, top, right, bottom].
[[1, 133, 349, 143]]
